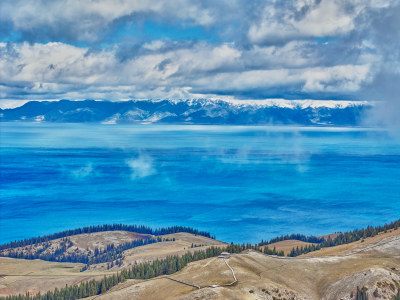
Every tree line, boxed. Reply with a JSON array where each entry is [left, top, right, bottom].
[[260, 219, 400, 257], [0, 224, 212, 250], [287, 244, 322, 257], [3, 237, 173, 268], [259, 233, 324, 246], [263, 246, 285, 256], [2, 220, 400, 299], [1, 236, 399, 300], [0, 245, 245, 300]]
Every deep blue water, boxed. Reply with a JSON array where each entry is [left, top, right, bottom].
[[1, 123, 400, 244]]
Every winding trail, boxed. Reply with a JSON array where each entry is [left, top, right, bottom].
[[167, 232, 400, 289], [166, 276, 201, 289], [212, 258, 237, 287], [3, 232, 400, 299], [167, 257, 238, 290]]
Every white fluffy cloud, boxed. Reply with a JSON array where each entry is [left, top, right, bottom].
[[0, 41, 374, 101], [0, 0, 215, 42], [0, 0, 398, 103], [248, 0, 357, 44], [247, 0, 395, 44], [191, 64, 371, 94]]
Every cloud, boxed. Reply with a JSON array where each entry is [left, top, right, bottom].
[[248, 0, 358, 45], [70, 163, 94, 179], [0, 0, 217, 43], [0, 0, 399, 116], [354, 0, 400, 132], [301, 64, 371, 92], [190, 64, 371, 96], [0, 40, 374, 102], [126, 155, 156, 179], [0, 99, 30, 109]]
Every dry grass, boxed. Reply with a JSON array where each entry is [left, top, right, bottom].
[[90, 230, 400, 300], [2, 229, 400, 299], [67, 231, 152, 251], [0, 231, 152, 260], [262, 240, 317, 255], [120, 232, 226, 267], [0, 257, 106, 297], [302, 227, 400, 258], [0, 231, 226, 296]]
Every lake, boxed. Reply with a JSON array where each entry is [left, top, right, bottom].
[[1, 123, 400, 244]]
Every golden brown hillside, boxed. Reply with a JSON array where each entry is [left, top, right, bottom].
[[0, 231, 225, 297], [1, 229, 400, 299], [90, 229, 400, 300]]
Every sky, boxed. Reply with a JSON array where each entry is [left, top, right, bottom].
[[0, 0, 399, 112]]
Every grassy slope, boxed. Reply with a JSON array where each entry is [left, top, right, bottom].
[[92, 229, 400, 299], [0, 232, 225, 297], [261, 240, 317, 256], [1, 229, 400, 299]]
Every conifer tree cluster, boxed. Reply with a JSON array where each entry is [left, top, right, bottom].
[[287, 244, 322, 257], [260, 219, 400, 257], [259, 233, 324, 246], [262, 246, 284, 256], [0, 246, 239, 300], [0, 224, 212, 251], [2, 237, 172, 267], [2, 220, 400, 299]]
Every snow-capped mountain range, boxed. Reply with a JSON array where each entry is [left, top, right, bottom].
[[0, 99, 372, 126]]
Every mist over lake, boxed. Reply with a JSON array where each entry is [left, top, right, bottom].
[[1, 122, 400, 244]]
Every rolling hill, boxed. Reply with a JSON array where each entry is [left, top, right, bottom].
[[1, 222, 400, 299]]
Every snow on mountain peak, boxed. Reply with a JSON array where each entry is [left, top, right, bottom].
[[132, 98, 370, 109]]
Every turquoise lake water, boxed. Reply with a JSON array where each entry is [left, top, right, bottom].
[[1, 123, 400, 244]]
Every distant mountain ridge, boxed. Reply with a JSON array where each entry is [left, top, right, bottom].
[[0, 99, 372, 125]]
